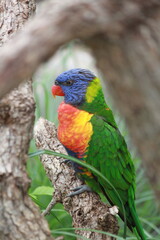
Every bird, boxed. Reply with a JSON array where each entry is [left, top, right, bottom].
[[51, 68, 146, 240]]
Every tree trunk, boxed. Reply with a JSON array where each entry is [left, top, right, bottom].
[[0, 1, 53, 239]]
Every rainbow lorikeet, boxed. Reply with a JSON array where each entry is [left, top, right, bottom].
[[52, 68, 146, 240]]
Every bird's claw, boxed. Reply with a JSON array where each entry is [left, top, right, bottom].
[[67, 184, 92, 197], [60, 159, 72, 166]]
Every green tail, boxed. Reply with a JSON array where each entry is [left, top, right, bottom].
[[129, 200, 147, 240]]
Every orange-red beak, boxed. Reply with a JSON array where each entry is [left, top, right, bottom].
[[52, 85, 65, 97]]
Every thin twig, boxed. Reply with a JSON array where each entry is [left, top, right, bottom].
[[42, 198, 57, 216]]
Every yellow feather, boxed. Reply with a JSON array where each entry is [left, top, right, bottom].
[[86, 78, 101, 103]]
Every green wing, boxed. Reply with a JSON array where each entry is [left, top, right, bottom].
[[86, 114, 136, 226]]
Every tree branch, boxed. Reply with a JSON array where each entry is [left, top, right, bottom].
[[34, 118, 119, 240], [42, 198, 57, 217], [0, 1, 54, 239]]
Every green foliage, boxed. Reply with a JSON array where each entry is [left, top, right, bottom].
[[27, 43, 160, 240], [30, 186, 53, 196], [52, 228, 126, 239]]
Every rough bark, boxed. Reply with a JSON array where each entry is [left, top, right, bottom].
[[0, 0, 159, 202], [34, 118, 119, 240], [0, 1, 53, 239]]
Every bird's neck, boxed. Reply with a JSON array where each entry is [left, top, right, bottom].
[[77, 77, 105, 112], [78, 78, 117, 128]]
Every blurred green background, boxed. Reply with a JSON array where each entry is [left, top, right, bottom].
[[27, 42, 160, 240]]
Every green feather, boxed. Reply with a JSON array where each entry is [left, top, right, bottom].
[[78, 78, 146, 240]]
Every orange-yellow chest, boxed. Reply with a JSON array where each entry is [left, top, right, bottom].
[[57, 102, 93, 156]]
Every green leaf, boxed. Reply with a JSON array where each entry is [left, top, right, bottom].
[[52, 230, 89, 240], [31, 186, 54, 196], [53, 227, 125, 239]]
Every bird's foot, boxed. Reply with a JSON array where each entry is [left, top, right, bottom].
[[109, 205, 119, 215], [61, 159, 72, 166], [67, 184, 92, 197]]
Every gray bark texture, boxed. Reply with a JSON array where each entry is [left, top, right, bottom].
[[0, 0, 159, 202], [0, 0, 160, 238], [0, 1, 53, 240], [34, 118, 119, 240]]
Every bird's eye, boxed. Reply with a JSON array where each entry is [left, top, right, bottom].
[[63, 80, 74, 86], [55, 80, 59, 85]]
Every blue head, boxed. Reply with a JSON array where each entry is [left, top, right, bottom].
[[52, 68, 96, 106]]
